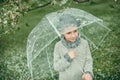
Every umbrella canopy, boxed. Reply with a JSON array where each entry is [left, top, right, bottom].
[[26, 8, 110, 80]]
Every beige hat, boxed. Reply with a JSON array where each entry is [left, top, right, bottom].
[[61, 25, 78, 34], [57, 14, 80, 34]]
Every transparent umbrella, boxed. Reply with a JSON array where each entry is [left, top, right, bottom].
[[26, 8, 110, 80]]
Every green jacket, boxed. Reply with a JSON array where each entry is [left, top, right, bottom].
[[53, 38, 93, 80]]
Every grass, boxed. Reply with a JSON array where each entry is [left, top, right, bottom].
[[0, 0, 120, 80]]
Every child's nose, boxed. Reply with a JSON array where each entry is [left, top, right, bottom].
[[71, 33, 75, 38]]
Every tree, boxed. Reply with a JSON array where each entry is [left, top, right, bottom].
[[0, 0, 71, 37], [0, 0, 29, 37]]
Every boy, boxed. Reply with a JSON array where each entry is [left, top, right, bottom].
[[53, 14, 93, 80]]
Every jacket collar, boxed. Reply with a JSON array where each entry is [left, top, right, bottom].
[[61, 36, 80, 49]]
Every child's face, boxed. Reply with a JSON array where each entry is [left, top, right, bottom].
[[63, 29, 79, 42]]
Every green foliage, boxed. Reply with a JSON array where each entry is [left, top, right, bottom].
[[0, 0, 29, 37], [0, 61, 19, 80], [0, 0, 120, 80], [92, 2, 120, 79], [27, 0, 52, 8], [0, 0, 68, 37]]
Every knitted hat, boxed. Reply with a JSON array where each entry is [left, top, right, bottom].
[[57, 14, 80, 34]]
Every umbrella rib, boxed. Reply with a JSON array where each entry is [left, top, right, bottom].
[[96, 21, 111, 31], [31, 36, 58, 62], [80, 20, 111, 52], [95, 21, 111, 49], [97, 30, 110, 48], [27, 32, 54, 80], [79, 20, 100, 29], [46, 16, 61, 37], [41, 32, 55, 38], [27, 33, 43, 59], [46, 48, 55, 80], [27, 31, 55, 61], [81, 33, 98, 50]]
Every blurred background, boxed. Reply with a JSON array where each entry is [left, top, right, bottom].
[[0, 0, 120, 80]]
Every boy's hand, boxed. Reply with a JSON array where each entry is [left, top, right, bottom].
[[82, 73, 92, 80], [68, 50, 76, 59]]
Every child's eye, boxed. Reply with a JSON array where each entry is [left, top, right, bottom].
[[73, 30, 77, 33], [66, 32, 71, 34]]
